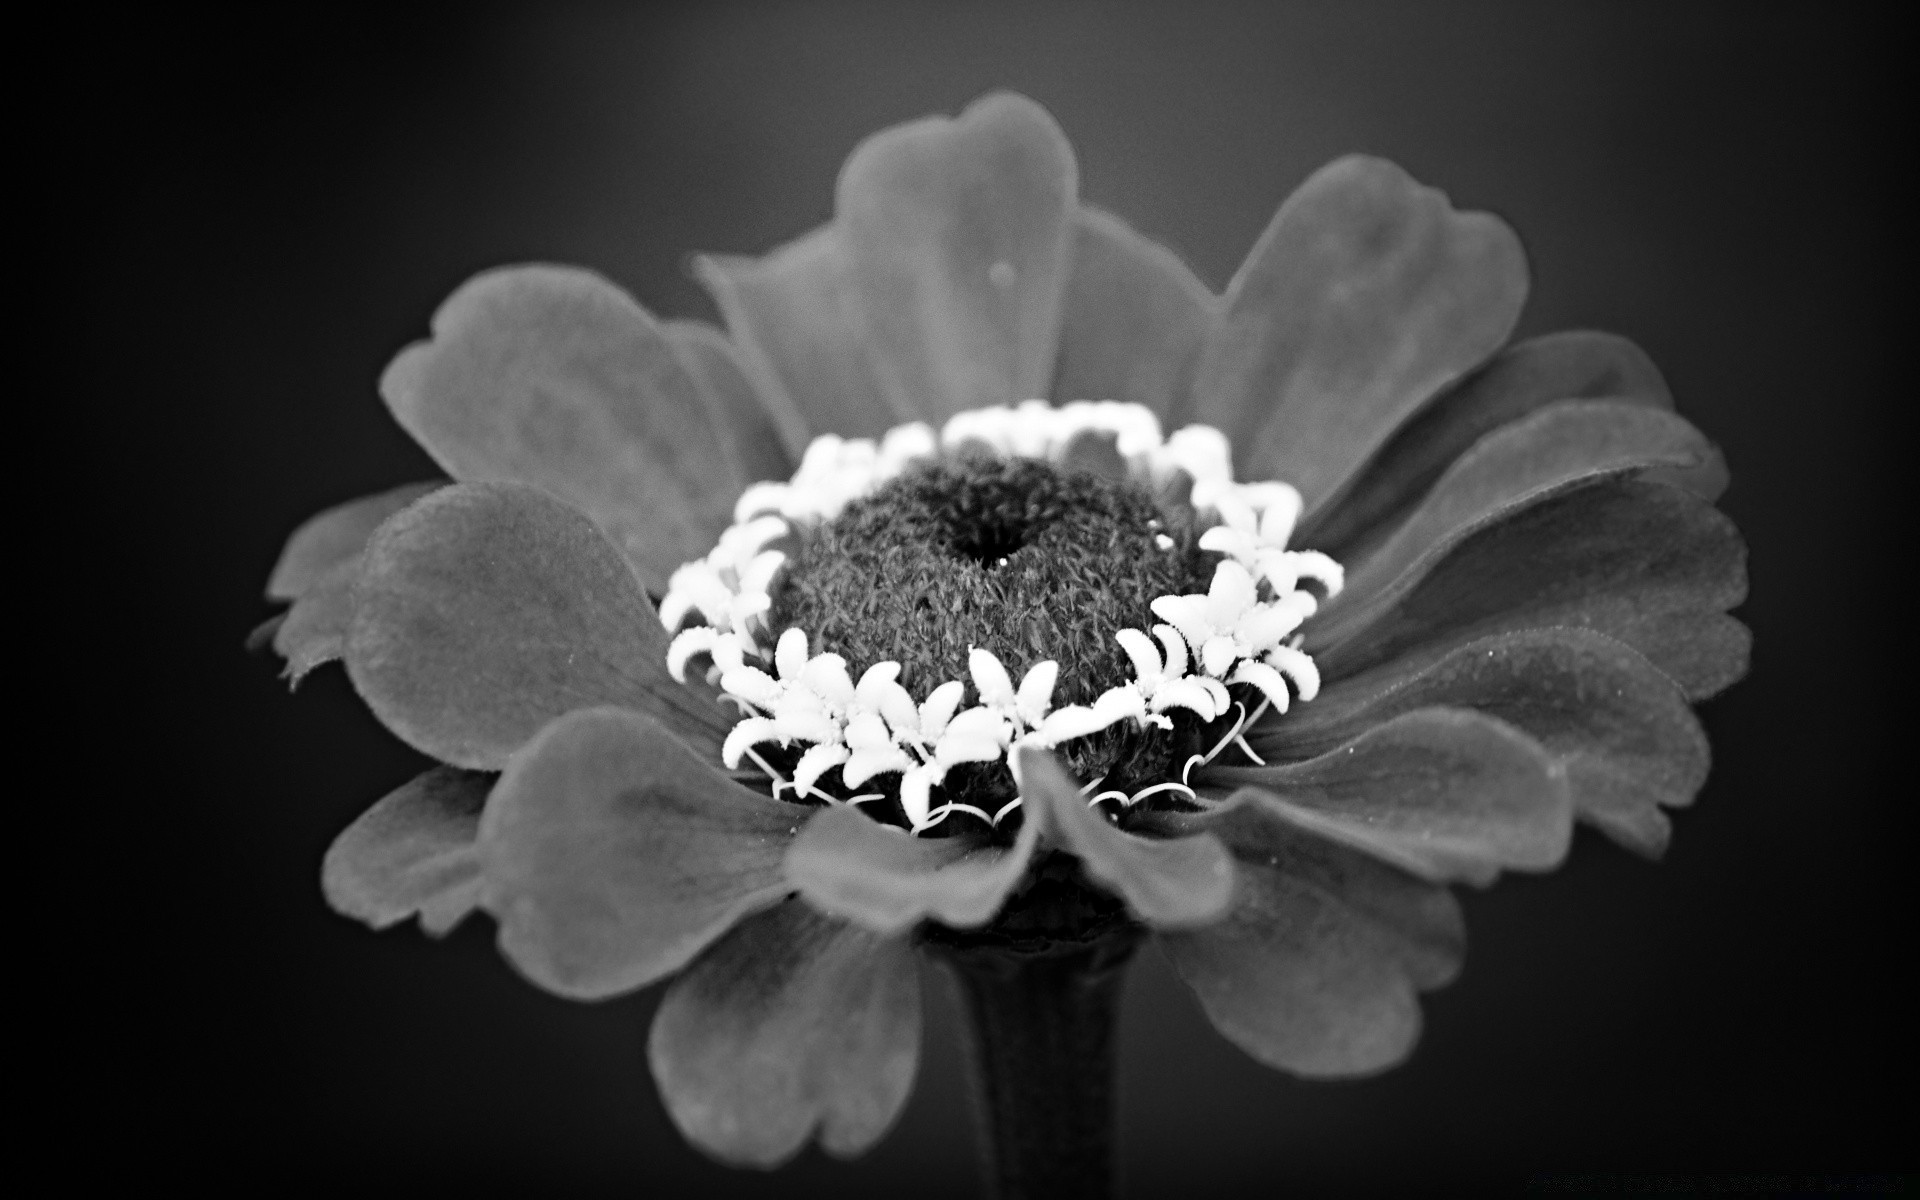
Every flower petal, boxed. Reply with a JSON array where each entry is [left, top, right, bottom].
[[1186, 156, 1526, 511], [1310, 477, 1749, 701], [648, 900, 919, 1167], [379, 266, 749, 591], [663, 319, 796, 487], [1155, 804, 1464, 1078], [1016, 747, 1232, 929], [836, 91, 1077, 424], [785, 803, 1042, 934], [1015, 659, 1059, 727], [696, 229, 896, 446], [1255, 628, 1708, 858], [346, 482, 732, 771], [1303, 330, 1676, 550], [321, 765, 490, 936], [1050, 208, 1216, 418], [268, 557, 357, 685], [266, 483, 441, 600], [969, 646, 1017, 708], [478, 707, 802, 1000], [1203, 708, 1572, 886], [1320, 400, 1717, 630]]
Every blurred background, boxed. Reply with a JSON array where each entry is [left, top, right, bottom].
[[93, 3, 1900, 1195]]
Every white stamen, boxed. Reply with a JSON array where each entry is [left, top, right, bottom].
[[663, 400, 1342, 833]]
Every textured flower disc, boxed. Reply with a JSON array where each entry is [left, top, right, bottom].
[[769, 452, 1215, 817], [664, 401, 1347, 839]]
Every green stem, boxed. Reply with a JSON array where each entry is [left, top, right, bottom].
[[938, 927, 1141, 1200]]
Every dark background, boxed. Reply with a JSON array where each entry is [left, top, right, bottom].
[[94, 3, 1902, 1195]]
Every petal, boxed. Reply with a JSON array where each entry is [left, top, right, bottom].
[[1256, 629, 1708, 858], [1204, 560, 1258, 627], [345, 482, 730, 769], [1017, 747, 1232, 929], [1149, 595, 1212, 653], [1310, 477, 1749, 701], [918, 680, 967, 742], [1200, 635, 1239, 679], [793, 743, 851, 793], [843, 748, 913, 790], [1152, 624, 1189, 676], [648, 900, 919, 1167], [1203, 708, 1572, 886], [269, 557, 357, 685], [1050, 208, 1216, 418], [1015, 659, 1059, 727], [662, 319, 795, 487], [379, 266, 745, 591], [1304, 330, 1677, 550], [266, 482, 440, 600], [697, 229, 892, 447], [800, 654, 856, 709], [719, 666, 784, 712], [1186, 156, 1527, 512], [1226, 660, 1292, 714], [1264, 643, 1321, 701], [1036, 694, 1138, 745], [969, 647, 1017, 708], [836, 92, 1077, 423], [721, 718, 781, 770], [854, 661, 904, 704], [843, 711, 893, 754], [786, 802, 1042, 934], [1114, 628, 1164, 683], [1156, 805, 1464, 1078], [1319, 400, 1717, 631], [942, 706, 1011, 751], [478, 707, 802, 1000], [775, 627, 808, 681], [321, 766, 490, 936], [1149, 676, 1221, 722]]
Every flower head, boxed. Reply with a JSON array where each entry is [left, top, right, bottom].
[[264, 92, 1746, 1169]]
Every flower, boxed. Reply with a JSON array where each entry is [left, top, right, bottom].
[[261, 92, 1747, 1171]]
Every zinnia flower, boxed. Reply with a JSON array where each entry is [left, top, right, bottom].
[[260, 92, 1747, 1187]]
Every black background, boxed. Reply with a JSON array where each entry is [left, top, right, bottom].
[[94, 4, 1903, 1196]]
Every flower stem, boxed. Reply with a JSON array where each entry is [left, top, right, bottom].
[[938, 925, 1141, 1200]]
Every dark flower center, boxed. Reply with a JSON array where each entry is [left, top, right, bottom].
[[766, 454, 1220, 818]]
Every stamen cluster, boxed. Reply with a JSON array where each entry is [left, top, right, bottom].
[[663, 401, 1344, 833]]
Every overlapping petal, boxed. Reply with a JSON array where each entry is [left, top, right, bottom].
[[266, 482, 442, 600], [260, 482, 441, 683], [1016, 747, 1233, 928], [1302, 330, 1678, 550], [345, 482, 732, 770], [785, 803, 1042, 934], [1050, 208, 1217, 421], [267, 560, 358, 685], [663, 319, 796, 487], [700, 92, 1076, 440], [1310, 477, 1749, 701], [380, 265, 749, 590], [1155, 800, 1465, 1078], [649, 900, 919, 1168], [1203, 708, 1571, 886], [1320, 400, 1718, 625], [478, 707, 802, 1000], [1185, 155, 1527, 511], [1256, 629, 1708, 858], [321, 765, 491, 935]]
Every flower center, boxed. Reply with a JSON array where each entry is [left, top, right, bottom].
[[765, 454, 1215, 813], [660, 401, 1346, 835], [769, 455, 1210, 707]]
